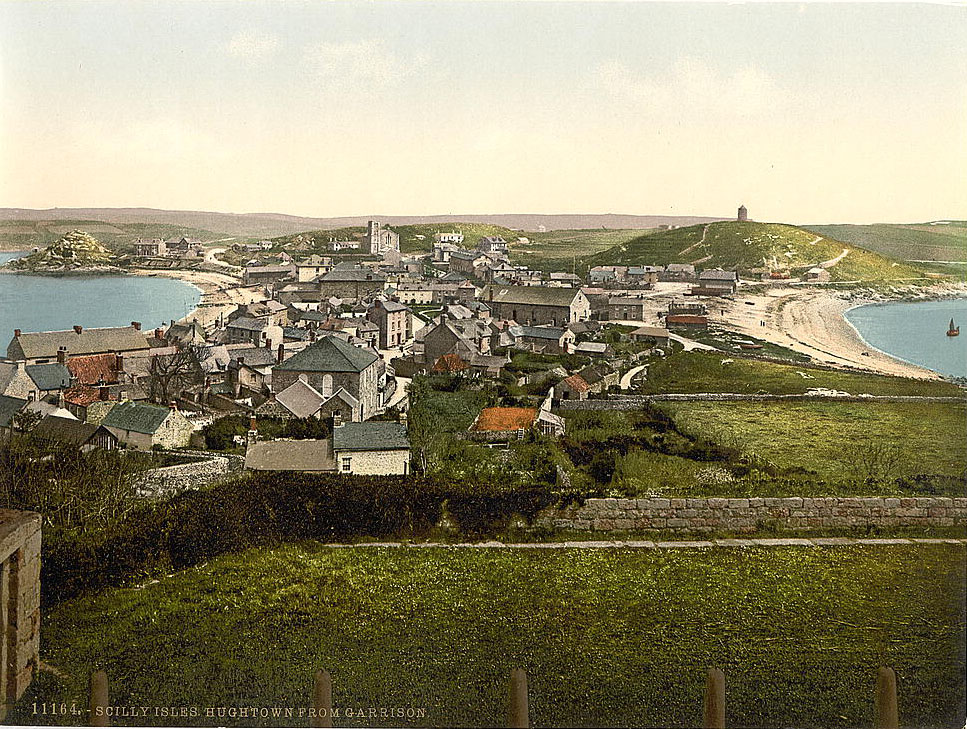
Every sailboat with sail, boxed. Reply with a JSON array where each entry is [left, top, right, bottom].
[[947, 318, 960, 337]]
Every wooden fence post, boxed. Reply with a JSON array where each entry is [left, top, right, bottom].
[[89, 670, 109, 727], [703, 667, 725, 729], [311, 669, 333, 728], [875, 667, 898, 729], [508, 667, 529, 728]]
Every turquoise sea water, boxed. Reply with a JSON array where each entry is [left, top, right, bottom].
[[0, 252, 201, 342], [844, 298, 967, 378]]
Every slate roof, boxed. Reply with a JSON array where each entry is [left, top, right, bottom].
[[230, 347, 278, 368], [632, 325, 670, 338], [9, 325, 149, 360], [574, 342, 609, 354], [293, 309, 331, 323], [274, 378, 326, 419], [485, 286, 582, 307], [320, 268, 386, 282], [25, 363, 72, 390], [274, 336, 378, 374], [227, 317, 270, 332], [66, 354, 120, 385], [244, 439, 335, 472], [372, 299, 408, 313], [518, 326, 566, 341], [0, 394, 26, 428], [699, 269, 738, 282], [101, 401, 172, 434], [331, 422, 410, 452], [31, 415, 105, 446], [470, 407, 537, 433]]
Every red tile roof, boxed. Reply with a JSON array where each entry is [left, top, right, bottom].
[[432, 353, 469, 373], [63, 386, 115, 407], [561, 374, 590, 393], [67, 353, 120, 385], [470, 407, 537, 432]]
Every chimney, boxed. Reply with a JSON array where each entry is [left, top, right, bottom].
[[116, 353, 124, 373], [73, 325, 83, 334], [277, 343, 285, 364], [13, 329, 20, 337], [169, 400, 178, 411], [99, 386, 110, 401], [131, 321, 142, 331], [56, 347, 67, 365], [154, 327, 163, 340]]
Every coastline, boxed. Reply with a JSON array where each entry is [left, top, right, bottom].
[[128, 267, 264, 328], [713, 284, 967, 381]]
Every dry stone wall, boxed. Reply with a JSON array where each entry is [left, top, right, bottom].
[[535, 496, 967, 533], [133, 452, 244, 497]]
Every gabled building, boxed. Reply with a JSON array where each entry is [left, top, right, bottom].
[[484, 285, 590, 327], [317, 266, 386, 302], [30, 415, 119, 452], [228, 300, 288, 328], [366, 299, 411, 349], [7, 324, 150, 364], [100, 401, 194, 450], [693, 269, 738, 295], [332, 421, 410, 475], [272, 336, 381, 420]]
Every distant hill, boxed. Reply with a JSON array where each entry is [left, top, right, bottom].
[[803, 222, 967, 263], [0, 218, 222, 253], [0, 207, 725, 240], [6, 230, 121, 272], [584, 221, 930, 282]]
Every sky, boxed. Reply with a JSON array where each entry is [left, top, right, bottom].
[[0, 1, 965, 224]]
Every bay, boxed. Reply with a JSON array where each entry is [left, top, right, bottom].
[[0, 252, 201, 344], [844, 298, 967, 378]]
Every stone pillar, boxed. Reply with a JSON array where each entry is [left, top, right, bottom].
[[0, 509, 41, 720]]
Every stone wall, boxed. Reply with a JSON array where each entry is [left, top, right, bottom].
[[0, 509, 41, 720], [559, 394, 966, 410], [133, 452, 244, 498], [535, 496, 967, 534]]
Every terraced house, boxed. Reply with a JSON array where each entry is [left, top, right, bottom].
[[6, 323, 150, 364]]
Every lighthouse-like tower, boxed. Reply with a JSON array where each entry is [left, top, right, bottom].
[[737, 205, 748, 222]]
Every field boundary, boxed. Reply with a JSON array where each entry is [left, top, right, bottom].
[[312, 537, 967, 549]]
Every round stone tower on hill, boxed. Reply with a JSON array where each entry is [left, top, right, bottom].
[[737, 205, 748, 222]]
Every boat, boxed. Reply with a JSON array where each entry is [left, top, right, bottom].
[[947, 318, 960, 337]]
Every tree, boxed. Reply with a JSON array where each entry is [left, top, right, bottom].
[[12, 408, 41, 434], [147, 344, 204, 404]]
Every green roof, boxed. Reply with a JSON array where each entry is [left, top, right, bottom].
[[274, 336, 378, 374], [332, 422, 410, 452], [101, 401, 172, 434]]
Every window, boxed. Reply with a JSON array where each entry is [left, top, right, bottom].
[[341, 456, 352, 473]]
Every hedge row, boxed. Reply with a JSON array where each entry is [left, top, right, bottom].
[[42, 472, 559, 605]]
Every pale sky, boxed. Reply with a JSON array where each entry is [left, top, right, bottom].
[[1, 1, 965, 224]]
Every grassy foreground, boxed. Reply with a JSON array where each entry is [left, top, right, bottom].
[[16, 544, 966, 728]]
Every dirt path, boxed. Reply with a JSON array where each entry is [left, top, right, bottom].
[[678, 224, 709, 257]]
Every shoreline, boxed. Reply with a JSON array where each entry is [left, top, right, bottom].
[[128, 267, 264, 328], [714, 283, 967, 381]]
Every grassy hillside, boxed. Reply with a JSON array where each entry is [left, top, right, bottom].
[[16, 544, 965, 728], [5, 230, 121, 271], [585, 221, 930, 282], [639, 351, 965, 397], [805, 222, 967, 263], [0, 219, 223, 253]]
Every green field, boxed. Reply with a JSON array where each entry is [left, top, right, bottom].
[[15, 544, 965, 728], [0, 219, 223, 253], [639, 351, 965, 397], [665, 401, 967, 481], [584, 221, 931, 282], [806, 222, 967, 263], [509, 228, 645, 272]]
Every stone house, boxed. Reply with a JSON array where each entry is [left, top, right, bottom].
[[608, 296, 650, 322], [7, 323, 150, 365], [100, 401, 194, 450], [659, 263, 696, 282], [317, 266, 386, 302], [296, 255, 334, 283], [630, 325, 671, 346], [242, 263, 296, 287], [367, 299, 411, 349], [448, 250, 490, 277], [693, 269, 738, 295], [0, 360, 72, 402], [228, 300, 289, 328], [467, 406, 563, 442], [332, 421, 410, 475], [556, 374, 589, 401], [272, 336, 380, 420], [225, 318, 284, 349], [484, 285, 591, 326], [806, 267, 831, 282], [509, 325, 575, 355]]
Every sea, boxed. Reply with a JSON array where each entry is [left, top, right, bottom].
[[844, 298, 967, 378], [0, 251, 201, 342]]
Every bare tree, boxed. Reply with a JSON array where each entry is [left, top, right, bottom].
[[849, 442, 903, 482], [147, 344, 204, 404]]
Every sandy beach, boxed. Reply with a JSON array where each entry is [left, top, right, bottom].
[[129, 268, 267, 328], [711, 286, 955, 380]]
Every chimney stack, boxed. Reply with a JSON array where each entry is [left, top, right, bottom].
[[277, 343, 285, 364], [73, 325, 83, 334], [116, 353, 124, 373], [98, 386, 110, 401], [131, 321, 142, 331], [13, 329, 20, 337], [56, 347, 67, 365], [154, 328, 163, 340]]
